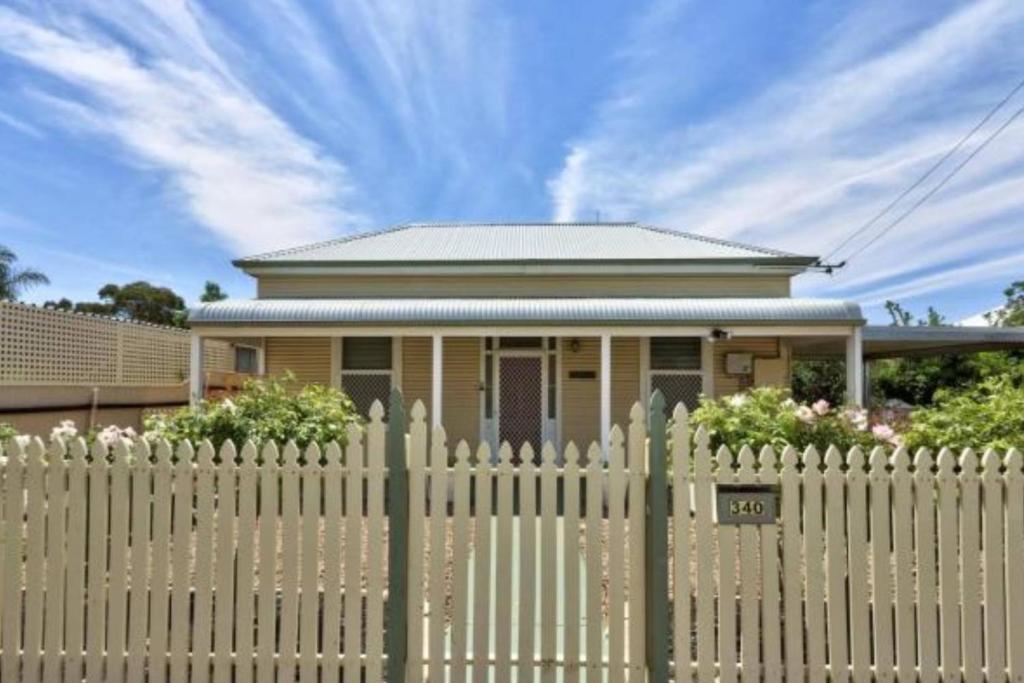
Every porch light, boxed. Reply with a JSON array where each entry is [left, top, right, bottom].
[[569, 338, 581, 353]]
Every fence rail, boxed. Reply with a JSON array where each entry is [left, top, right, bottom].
[[1, 391, 1023, 682]]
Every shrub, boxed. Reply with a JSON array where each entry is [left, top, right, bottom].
[[903, 376, 1024, 452], [143, 373, 363, 449], [687, 387, 886, 454], [0, 422, 17, 444]]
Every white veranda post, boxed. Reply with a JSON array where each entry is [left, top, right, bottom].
[[190, 333, 204, 407], [600, 334, 611, 458], [432, 334, 443, 428], [846, 327, 864, 407]]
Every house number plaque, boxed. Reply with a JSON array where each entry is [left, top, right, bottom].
[[715, 484, 779, 525]]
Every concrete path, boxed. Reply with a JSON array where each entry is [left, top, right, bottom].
[[451, 517, 604, 682]]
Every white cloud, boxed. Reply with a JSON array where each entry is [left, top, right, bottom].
[[0, 108, 43, 138], [0, 6, 362, 254], [548, 0, 1024, 304]]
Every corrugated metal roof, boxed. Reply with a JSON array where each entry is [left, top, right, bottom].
[[235, 222, 814, 265], [189, 297, 863, 326], [792, 325, 1024, 359]]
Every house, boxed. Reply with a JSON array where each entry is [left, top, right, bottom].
[[187, 221, 1024, 452]]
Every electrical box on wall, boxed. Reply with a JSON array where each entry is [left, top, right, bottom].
[[725, 352, 754, 375]]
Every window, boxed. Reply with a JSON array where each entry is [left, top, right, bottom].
[[499, 337, 543, 349], [341, 337, 393, 416], [649, 337, 703, 413], [235, 346, 258, 373]]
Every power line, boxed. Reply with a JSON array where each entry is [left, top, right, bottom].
[[839, 100, 1024, 265], [822, 75, 1024, 264]]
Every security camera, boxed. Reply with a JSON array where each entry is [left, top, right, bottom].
[[708, 328, 732, 342]]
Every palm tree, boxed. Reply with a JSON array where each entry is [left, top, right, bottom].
[[0, 245, 50, 301]]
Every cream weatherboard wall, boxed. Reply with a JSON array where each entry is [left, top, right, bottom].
[[256, 274, 791, 298], [264, 338, 332, 386], [261, 334, 793, 447], [712, 337, 791, 396]]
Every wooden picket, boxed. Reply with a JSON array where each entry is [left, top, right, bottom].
[[0, 396, 1021, 683]]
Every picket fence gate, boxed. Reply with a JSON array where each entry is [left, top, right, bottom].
[[1, 389, 1023, 682]]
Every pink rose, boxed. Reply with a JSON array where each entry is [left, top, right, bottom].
[[811, 399, 831, 416]]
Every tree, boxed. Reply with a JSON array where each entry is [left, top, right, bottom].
[[94, 281, 186, 326], [987, 280, 1024, 327], [0, 245, 49, 300], [200, 281, 228, 302], [43, 297, 74, 311]]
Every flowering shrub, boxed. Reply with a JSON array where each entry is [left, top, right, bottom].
[[903, 376, 1024, 452], [143, 373, 362, 449], [687, 387, 893, 453]]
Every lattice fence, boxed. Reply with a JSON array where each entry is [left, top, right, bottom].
[[0, 301, 235, 385]]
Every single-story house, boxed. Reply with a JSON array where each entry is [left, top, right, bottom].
[[188, 222, 1024, 452]]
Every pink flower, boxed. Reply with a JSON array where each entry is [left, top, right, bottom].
[[872, 424, 896, 443], [811, 399, 831, 416]]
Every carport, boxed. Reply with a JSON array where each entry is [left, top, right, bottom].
[[790, 325, 1024, 403]]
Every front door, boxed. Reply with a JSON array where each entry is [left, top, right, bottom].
[[497, 355, 543, 459]]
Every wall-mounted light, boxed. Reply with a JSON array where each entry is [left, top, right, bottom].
[[708, 328, 732, 342], [569, 338, 581, 353]]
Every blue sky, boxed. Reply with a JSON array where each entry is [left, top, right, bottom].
[[0, 0, 1022, 323]]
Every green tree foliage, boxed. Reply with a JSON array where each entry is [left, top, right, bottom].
[[46, 281, 187, 326], [871, 299, 983, 405], [0, 245, 49, 300], [143, 373, 362, 449], [791, 359, 846, 405], [200, 281, 228, 302], [903, 374, 1024, 452], [987, 280, 1024, 327]]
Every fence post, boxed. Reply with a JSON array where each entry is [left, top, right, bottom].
[[646, 391, 670, 682], [386, 388, 408, 683]]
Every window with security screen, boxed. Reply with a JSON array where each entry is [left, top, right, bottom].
[[341, 337, 392, 416], [649, 337, 704, 413]]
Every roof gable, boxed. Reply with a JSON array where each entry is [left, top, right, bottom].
[[235, 222, 815, 267]]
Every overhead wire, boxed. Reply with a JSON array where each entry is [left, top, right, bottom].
[[839, 100, 1024, 265], [821, 75, 1024, 266]]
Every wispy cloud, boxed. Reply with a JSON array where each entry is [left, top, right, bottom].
[[0, 5, 361, 254], [0, 107, 43, 138], [548, 0, 1024, 305]]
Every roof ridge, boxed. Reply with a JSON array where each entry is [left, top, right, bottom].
[[635, 223, 801, 258], [403, 221, 638, 227], [235, 223, 418, 262]]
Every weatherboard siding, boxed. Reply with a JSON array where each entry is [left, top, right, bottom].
[[711, 337, 790, 396], [264, 337, 332, 386], [256, 274, 791, 298]]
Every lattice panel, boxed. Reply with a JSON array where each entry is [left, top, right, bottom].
[[651, 372, 703, 414], [0, 301, 236, 385], [499, 356, 543, 457], [342, 373, 392, 417]]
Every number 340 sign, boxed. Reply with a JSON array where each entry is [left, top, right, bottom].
[[715, 484, 779, 525]]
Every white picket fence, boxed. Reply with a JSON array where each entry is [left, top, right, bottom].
[[1, 399, 1023, 682]]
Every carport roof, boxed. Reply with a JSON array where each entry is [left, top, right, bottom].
[[792, 325, 1024, 359]]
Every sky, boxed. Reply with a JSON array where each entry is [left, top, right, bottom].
[[0, 0, 1022, 323]]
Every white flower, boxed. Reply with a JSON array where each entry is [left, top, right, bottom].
[[223, 398, 238, 414], [811, 399, 831, 416], [728, 394, 748, 408], [794, 406, 816, 424], [50, 419, 78, 441], [843, 408, 869, 431]]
